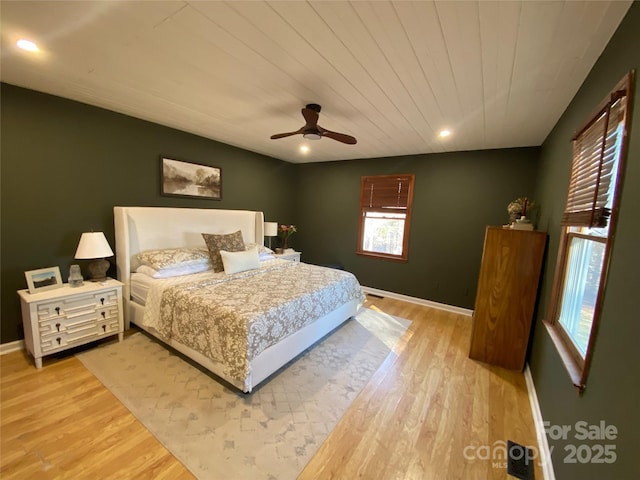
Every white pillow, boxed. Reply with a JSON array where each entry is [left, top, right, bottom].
[[135, 263, 211, 278], [245, 243, 274, 255], [219, 247, 260, 275]]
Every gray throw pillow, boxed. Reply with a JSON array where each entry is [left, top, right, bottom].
[[202, 231, 246, 272]]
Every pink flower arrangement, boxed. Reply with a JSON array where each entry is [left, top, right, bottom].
[[277, 224, 296, 250], [278, 224, 297, 239]]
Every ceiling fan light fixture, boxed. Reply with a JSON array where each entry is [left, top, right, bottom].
[[17, 39, 39, 52], [303, 132, 321, 140], [271, 104, 356, 145]]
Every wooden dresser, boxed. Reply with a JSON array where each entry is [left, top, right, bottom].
[[469, 226, 546, 370]]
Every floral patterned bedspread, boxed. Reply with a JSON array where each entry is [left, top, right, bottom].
[[142, 259, 365, 387]]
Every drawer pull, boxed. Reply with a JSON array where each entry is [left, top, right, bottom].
[[100, 297, 105, 305], [56, 323, 61, 332], [101, 311, 106, 319], [56, 337, 61, 345], [55, 307, 61, 315], [102, 325, 107, 332]]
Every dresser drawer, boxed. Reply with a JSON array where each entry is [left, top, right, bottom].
[[40, 322, 99, 353], [93, 289, 118, 307], [39, 309, 98, 335], [96, 318, 120, 337], [36, 288, 120, 320], [96, 305, 120, 322]]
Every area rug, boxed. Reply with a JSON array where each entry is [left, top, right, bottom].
[[77, 308, 410, 480]]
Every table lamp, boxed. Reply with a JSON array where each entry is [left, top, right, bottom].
[[264, 222, 278, 250], [75, 232, 114, 281]]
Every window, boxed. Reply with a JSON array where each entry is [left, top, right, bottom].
[[357, 174, 415, 261], [545, 72, 633, 391]]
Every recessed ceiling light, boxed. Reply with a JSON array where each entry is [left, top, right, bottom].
[[17, 39, 39, 52], [300, 145, 310, 153], [439, 129, 451, 138]]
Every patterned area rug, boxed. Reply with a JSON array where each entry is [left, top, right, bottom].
[[77, 308, 410, 480]]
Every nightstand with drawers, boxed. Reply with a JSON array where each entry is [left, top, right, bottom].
[[273, 251, 301, 262], [18, 278, 124, 368]]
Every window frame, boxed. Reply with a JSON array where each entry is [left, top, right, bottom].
[[544, 71, 634, 392], [356, 174, 415, 262]]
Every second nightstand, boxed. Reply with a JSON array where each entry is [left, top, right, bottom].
[[273, 251, 301, 262]]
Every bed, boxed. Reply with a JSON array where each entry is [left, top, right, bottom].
[[114, 206, 364, 392]]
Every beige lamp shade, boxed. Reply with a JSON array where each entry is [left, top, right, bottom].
[[263, 222, 278, 251], [75, 232, 114, 259], [264, 222, 278, 237]]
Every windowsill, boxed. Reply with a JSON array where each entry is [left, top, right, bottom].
[[356, 251, 408, 262], [543, 320, 586, 393]]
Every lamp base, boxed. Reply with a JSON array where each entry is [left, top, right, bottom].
[[86, 258, 110, 281]]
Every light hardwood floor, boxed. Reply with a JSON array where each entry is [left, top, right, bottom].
[[1, 296, 543, 479]]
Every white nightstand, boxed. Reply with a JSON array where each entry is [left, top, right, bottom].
[[18, 278, 124, 368], [274, 251, 301, 262]]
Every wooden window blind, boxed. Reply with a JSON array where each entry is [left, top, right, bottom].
[[561, 91, 627, 228], [357, 174, 415, 262], [545, 71, 634, 392], [360, 175, 414, 212]]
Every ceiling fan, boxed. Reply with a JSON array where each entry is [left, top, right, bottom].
[[270, 104, 357, 145]]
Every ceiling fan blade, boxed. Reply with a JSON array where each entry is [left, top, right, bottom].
[[272, 104, 356, 145], [320, 128, 357, 145], [301, 107, 319, 128], [270, 127, 304, 140]]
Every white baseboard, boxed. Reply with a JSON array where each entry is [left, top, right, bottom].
[[2, 289, 470, 353], [524, 364, 555, 480], [0, 339, 24, 355], [361, 286, 473, 317]]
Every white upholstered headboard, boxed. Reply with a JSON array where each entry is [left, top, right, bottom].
[[114, 206, 264, 312]]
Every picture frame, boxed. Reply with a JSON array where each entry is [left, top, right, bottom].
[[161, 157, 222, 200], [25, 266, 63, 294]]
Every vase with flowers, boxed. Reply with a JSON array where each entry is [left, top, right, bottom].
[[277, 224, 297, 253]]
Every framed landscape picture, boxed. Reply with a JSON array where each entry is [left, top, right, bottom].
[[161, 157, 222, 200], [25, 266, 63, 294]]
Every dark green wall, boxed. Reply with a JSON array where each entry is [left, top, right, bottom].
[[293, 148, 540, 308], [1, 81, 540, 343], [1, 84, 295, 343], [529, 3, 639, 479], [2, 5, 637, 476]]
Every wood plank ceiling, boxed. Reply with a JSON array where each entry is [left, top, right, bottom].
[[0, 1, 632, 163]]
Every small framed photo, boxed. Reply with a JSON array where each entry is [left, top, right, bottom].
[[161, 156, 222, 200], [25, 267, 63, 294]]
